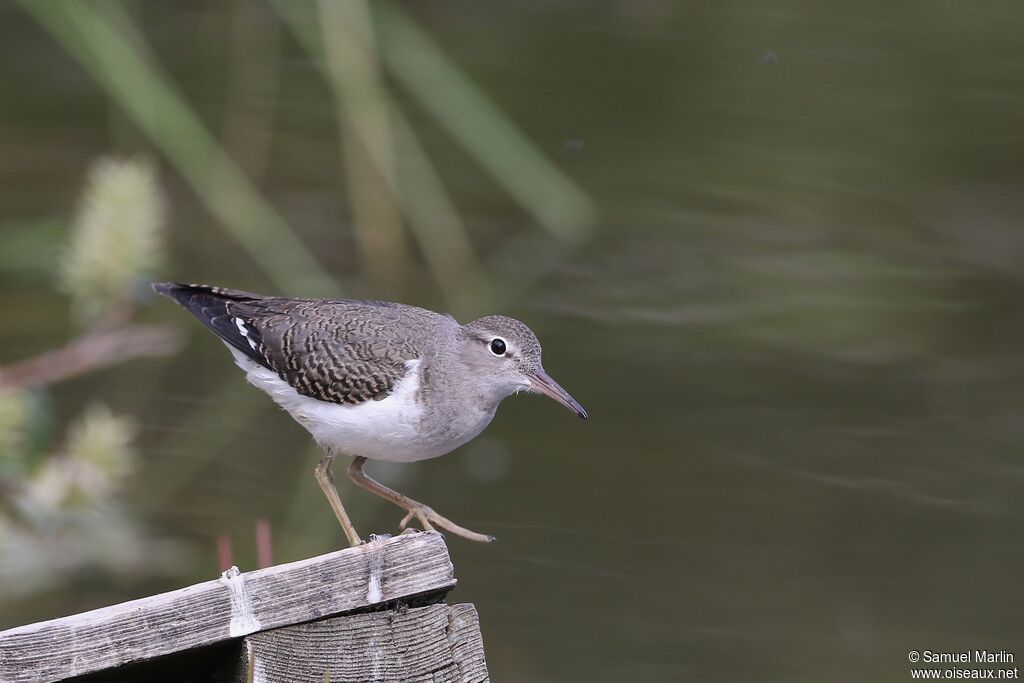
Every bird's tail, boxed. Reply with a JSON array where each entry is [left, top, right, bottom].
[[152, 282, 268, 366], [152, 282, 266, 303]]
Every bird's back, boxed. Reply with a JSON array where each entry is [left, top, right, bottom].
[[154, 283, 453, 405]]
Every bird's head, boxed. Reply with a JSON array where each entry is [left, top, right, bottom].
[[459, 315, 588, 419]]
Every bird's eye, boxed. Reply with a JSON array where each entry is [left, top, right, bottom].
[[489, 338, 507, 356]]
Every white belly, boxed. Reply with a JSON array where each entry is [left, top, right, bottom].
[[228, 348, 443, 462]]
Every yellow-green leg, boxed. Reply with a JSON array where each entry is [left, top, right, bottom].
[[314, 453, 362, 547], [347, 456, 494, 543]]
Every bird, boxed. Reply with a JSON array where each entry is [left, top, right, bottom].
[[153, 282, 587, 546]]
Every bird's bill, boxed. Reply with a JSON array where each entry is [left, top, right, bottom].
[[529, 370, 589, 420]]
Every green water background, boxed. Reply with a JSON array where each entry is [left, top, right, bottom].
[[2, 3, 1023, 681]]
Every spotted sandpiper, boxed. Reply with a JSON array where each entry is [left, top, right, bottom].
[[154, 283, 587, 546]]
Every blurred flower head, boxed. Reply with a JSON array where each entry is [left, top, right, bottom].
[[63, 402, 137, 498], [60, 157, 166, 322], [27, 403, 137, 512]]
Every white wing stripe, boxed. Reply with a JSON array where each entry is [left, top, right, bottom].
[[233, 316, 258, 351]]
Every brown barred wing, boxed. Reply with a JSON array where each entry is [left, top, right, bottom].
[[241, 299, 426, 405]]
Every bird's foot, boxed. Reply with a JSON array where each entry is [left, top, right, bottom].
[[398, 504, 495, 543]]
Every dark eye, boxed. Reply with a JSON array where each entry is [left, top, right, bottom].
[[489, 338, 507, 356]]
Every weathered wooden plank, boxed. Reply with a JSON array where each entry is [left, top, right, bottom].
[[238, 603, 489, 683], [0, 532, 454, 683]]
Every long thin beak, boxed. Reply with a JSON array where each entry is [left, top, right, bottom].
[[529, 369, 588, 420]]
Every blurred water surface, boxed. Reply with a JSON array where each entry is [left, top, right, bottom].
[[2, 2, 1023, 681]]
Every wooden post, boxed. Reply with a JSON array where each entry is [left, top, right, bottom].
[[0, 532, 489, 683], [239, 603, 487, 682]]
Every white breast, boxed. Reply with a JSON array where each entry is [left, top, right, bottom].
[[227, 347, 441, 462]]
